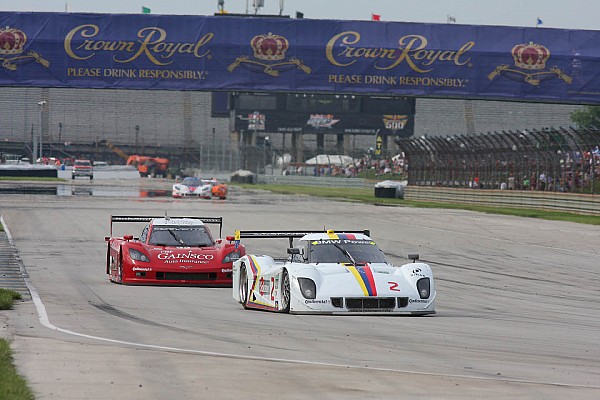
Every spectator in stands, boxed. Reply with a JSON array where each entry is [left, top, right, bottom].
[[539, 172, 547, 191]]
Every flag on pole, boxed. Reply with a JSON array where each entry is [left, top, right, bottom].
[[371, 13, 381, 21], [536, 17, 543, 26], [142, 6, 151, 14]]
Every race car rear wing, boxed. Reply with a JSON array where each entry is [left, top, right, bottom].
[[234, 229, 370, 248], [110, 215, 223, 236]]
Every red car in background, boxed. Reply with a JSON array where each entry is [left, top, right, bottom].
[[105, 215, 244, 286]]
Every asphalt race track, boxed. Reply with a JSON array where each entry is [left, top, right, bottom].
[[1, 183, 599, 399]]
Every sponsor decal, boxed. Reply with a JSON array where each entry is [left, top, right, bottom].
[[326, 31, 474, 73], [248, 111, 265, 131], [158, 250, 214, 260], [305, 299, 329, 304], [0, 26, 50, 71], [409, 299, 428, 303], [306, 114, 340, 129], [258, 277, 271, 296], [64, 25, 212, 65], [221, 268, 232, 273], [132, 267, 152, 272], [228, 32, 311, 77], [488, 41, 571, 86], [311, 239, 374, 245], [383, 115, 408, 131]]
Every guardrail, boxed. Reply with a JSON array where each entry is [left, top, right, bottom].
[[257, 174, 374, 189], [404, 187, 600, 215], [257, 174, 600, 215]]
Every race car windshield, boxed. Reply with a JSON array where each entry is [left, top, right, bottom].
[[181, 177, 202, 186], [309, 241, 388, 264], [148, 226, 214, 247]]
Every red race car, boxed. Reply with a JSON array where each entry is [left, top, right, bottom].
[[105, 215, 244, 286]]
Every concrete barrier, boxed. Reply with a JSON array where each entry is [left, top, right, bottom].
[[0, 165, 58, 178], [257, 174, 600, 215]]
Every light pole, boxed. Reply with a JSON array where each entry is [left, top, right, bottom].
[[135, 125, 140, 154], [37, 100, 47, 163]]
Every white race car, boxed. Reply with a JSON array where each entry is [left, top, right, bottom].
[[232, 230, 436, 315], [172, 177, 213, 198]]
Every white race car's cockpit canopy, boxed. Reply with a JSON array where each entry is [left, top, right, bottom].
[[299, 231, 372, 242], [302, 232, 388, 264], [233, 229, 387, 264]]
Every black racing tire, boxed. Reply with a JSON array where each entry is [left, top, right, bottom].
[[239, 264, 249, 309], [106, 244, 111, 275], [117, 249, 124, 284], [280, 269, 291, 313]]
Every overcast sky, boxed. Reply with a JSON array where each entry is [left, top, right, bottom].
[[1, 0, 599, 30]]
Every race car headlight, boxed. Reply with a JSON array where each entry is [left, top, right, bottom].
[[129, 248, 150, 262], [222, 251, 241, 263], [298, 278, 316, 299], [417, 278, 430, 299]]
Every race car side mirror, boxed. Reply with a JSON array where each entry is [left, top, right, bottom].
[[287, 248, 300, 255], [124, 235, 134, 241], [104, 236, 110, 241], [408, 254, 420, 263], [216, 239, 223, 244], [226, 236, 234, 242]]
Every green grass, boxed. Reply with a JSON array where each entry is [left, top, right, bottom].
[[0, 289, 33, 400], [0, 288, 21, 310], [0, 338, 35, 400], [236, 183, 600, 225], [0, 177, 64, 182]]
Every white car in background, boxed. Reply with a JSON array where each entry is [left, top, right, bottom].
[[172, 177, 212, 198], [232, 230, 435, 315]]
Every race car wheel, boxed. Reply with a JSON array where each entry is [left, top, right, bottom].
[[280, 269, 291, 313], [117, 249, 123, 283], [239, 264, 249, 308]]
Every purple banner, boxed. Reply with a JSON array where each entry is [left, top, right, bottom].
[[0, 12, 598, 104]]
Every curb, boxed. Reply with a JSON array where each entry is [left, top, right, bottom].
[[0, 218, 31, 300]]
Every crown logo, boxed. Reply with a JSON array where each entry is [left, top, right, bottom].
[[0, 26, 27, 55], [250, 32, 289, 61], [511, 42, 550, 70], [0, 26, 49, 71], [488, 41, 570, 86], [228, 31, 310, 77]]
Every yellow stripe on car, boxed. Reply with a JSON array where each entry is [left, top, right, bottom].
[[346, 265, 370, 296]]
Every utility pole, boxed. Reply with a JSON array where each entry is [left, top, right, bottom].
[[37, 100, 47, 162]]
